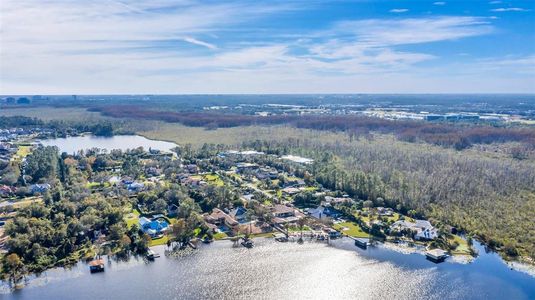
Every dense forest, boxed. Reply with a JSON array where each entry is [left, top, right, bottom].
[[91, 106, 535, 150]]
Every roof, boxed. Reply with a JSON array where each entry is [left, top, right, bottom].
[[272, 204, 294, 214], [89, 259, 104, 266]]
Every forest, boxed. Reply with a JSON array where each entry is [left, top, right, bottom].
[[91, 106, 535, 150]]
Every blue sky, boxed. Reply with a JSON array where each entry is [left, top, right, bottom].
[[1, 0, 534, 94]]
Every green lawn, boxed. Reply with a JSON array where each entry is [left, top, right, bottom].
[[213, 232, 228, 240], [150, 235, 169, 247], [203, 174, 225, 187], [450, 235, 472, 255], [124, 207, 141, 229], [333, 222, 370, 238], [11, 145, 31, 162]]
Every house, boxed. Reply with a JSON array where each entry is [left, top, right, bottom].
[[236, 163, 259, 173], [30, 183, 51, 194], [229, 206, 248, 223], [167, 204, 179, 217], [324, 196, 354, 206], [139, 217, 169, 237], [127, 182, 144, 192], [185, 164, 199, 174], [204, 208, 239, 229], [181, 176, 206, 188], [390, 219, 439, 240], [146, 167, 162, 176], [282, 187, 301, 195], [0, 185, 15, 197], [108, 176, 121, 185], [376, 207, 394, 216], [309, 205, 340, 219], [241, 194, 255, 202], [272, 204, 300, 224]]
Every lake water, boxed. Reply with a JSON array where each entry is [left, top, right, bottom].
[[2, 238, 534, 300], [40, 135, 178, 154]]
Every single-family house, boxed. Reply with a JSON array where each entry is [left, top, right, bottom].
[[272, 204, 300, 225], [139, 217, 169, 237], [229, 206, 248, 223], [376, 207, 394, 216], [390, 219, 439, 240], [30, 183, 51, 194], [204, 208, 239, 230]]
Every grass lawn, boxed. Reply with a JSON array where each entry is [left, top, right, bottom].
[[11, 145, 32, 162], [124, 207, 141, 229], [251, 232, 275, 238], [150, 235, 169, 247], [450, 235, 472, 255], [213, 232, 228, 240], [203, 174, 225, 187], [333, 222, 370, 238]]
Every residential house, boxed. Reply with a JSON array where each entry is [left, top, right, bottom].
[[139, 217, 169, 237], [204, 208, 239, 230], [0, 185, 15, 197], [30, 183, 51, 194], [272, 204, 300, 225], [126, 182, 144, 192], [390, 219, 439, 240], [229, 206, 248, 223], [376, 207, 394, 216]]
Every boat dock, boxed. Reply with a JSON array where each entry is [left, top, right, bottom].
[[425, 249, 448, 263], [354, 238, 369, 249], [89, 259, 105, 273]]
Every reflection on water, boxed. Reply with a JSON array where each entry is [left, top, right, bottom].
[[40, 135, 178, 154], [2, 238, 535, 300]]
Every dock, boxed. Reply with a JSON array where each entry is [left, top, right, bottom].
[[89, 259, 105, 273], [425, 249, 448, 263], [354, 238, 369, 249]]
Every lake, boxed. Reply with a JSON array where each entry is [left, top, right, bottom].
[[40, 135, 178, 154], [2, 238, 534, 300]]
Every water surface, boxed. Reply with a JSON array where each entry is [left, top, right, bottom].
[[2, 238, 534, 300], [40, 135, 178, 154]]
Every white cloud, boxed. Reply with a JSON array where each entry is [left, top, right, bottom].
[[433, 2, 446, 6], [489, 1, 502, 4], [0, 0, 529, 94], [333, 17, 493, 47], [181, 37, 217, 49], [389, 8, 409, 13], [491, 7, 530, 12]]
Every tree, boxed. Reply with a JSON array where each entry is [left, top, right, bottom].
[[5, 253, 23, 282], [171, 219, 187, 246], [153, 199, 167, 213]]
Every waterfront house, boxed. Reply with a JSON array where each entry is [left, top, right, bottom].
[[272, 204, 300, 224], [309, 205, 340, 220], [204, 208, 239, 230], [139, 217, 169, 237], [230, 206, 248, 223], [390, 219, 439, 240]]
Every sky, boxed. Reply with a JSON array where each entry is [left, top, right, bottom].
[[0, 0, 534, 94]]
